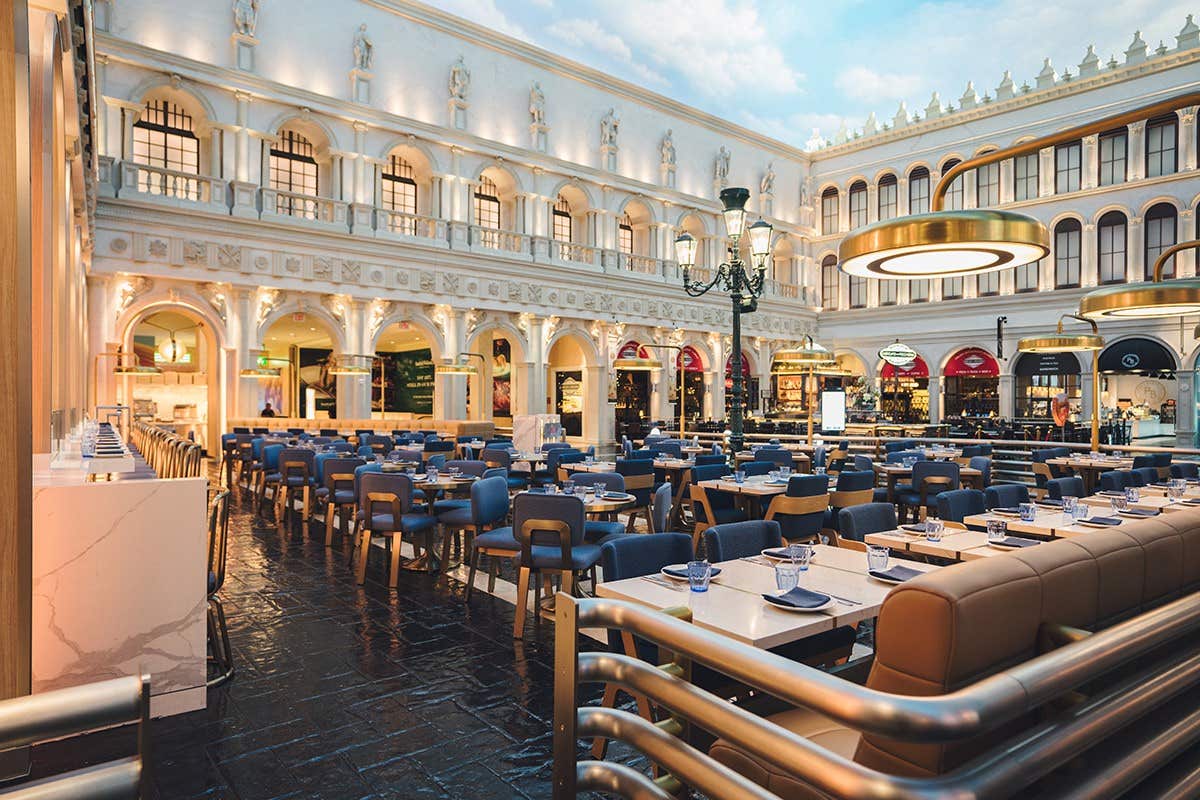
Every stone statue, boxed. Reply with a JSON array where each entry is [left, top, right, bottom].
[[660, 129, 676, 166], [352, 24, 373, 71], [799, 176, 811, 207], [760, 161, 775, 195], [529, 82, 545, 125], [600, 108, 620, 147], [714, 146, 731, 187], [449, 55, 470, 101], [233, 0, 258, 36]]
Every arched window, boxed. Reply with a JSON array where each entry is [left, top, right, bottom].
[[877, 174, 898, 221], [1144, 203, 1178, 279], [269, 130, 318, 218], [941, 159, 963, 210], [1053, 218, 1082, 288], [618, 213, 634, 255], [878, 279, 898, 306], [473, 176, 501, 248], [908, 167, 930, 215], [976, 161, 999, 207], [848, 180, 868, 228], [133, 99, 200, 199], [1097, 210, 1127, 284], [1013, 153, 1038, 201], [1146, 115, 1177, 178], [1013, 260, 1040, 292], [1099, 128, 1127, 186], [1055, 140, 1081, 193], [909, 278, 929, 303], [849, 275, 867, 308], [821, 188, 839, 235], [821, 255, 839, 310], [381, 155, 417, 234], [552, 196, 572, 242]]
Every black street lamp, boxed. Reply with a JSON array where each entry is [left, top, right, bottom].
[[674, 187, 773, 455]]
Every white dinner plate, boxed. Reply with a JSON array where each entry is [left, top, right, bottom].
[[762, 592, 835, 613]]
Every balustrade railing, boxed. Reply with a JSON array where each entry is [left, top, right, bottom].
[[376, 208, 446, 241], [259, 187, 349, 228], [554, 240, 598, 265], [619, 252, 664, 276], [470, 224, 530, 255], [119, 161, 220, 205]]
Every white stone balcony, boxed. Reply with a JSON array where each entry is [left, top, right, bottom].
[[259, 187, 349, 233], [374, 208, 449, 247], [618, 253, 666, 278], [469, 224, 531, 259], [552, 240, 599, 267], [116, 161, 227, 214]]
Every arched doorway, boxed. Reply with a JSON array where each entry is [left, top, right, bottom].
[[614, 341, 652, 438], [676, 345, 705, 425], [464, 325, 525, 424], [373, 321, 436, 418], [942, 347, 1000, 419], [878, 356, 930, 423], [1097, 337, 1178, 443], [548, 334, 590, 438], [259, 312, 340, 419], [121, 306, 220, 454]]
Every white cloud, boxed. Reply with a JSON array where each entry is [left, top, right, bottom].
[[834, 66, 921, 104], [547, 18, 669, 86], [434, 0, 530, 40]]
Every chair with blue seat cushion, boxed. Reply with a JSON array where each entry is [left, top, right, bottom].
[[554, 450, 587, 482], [615, 459, 655, 532], [354, 472, 437, 589], [811, 446, 826, 469], [837, 503, 898, 545], [1098, 470, 1131, 492], [704, 520, 783, 562], [444, 476, 512, 596], [1131, 454, 1155, 470], [755, 448, 794, 468], [532, 447, 579, 486], [328, 441, 355, 453], [824, 470, 876, 533], [895, 460, 961, 522], [511, 492, 600, 638], [765, 475, 828, 544], [959, 445, 983, 459], [483, 448, 527, 491], [1130, 466, 1159, 487], [1171, 462, 1199, 479], [392, 447, 423, 465], [1046, 476, 1085, 500], [650, 482, 673, 534], [357, 445, 375, 459], [275, 448, 317, 528], [256, 443, 285, 514], [626, 449, 655, 460], [886, 450, 927, 464], [883, 441, 908, 454], [653, 440, 683, 458], [431, 460, 488, 515], [688, 465, 748, 554], [318, 457, 366, 546], [968, 455, 992, 487], [570, 472, 629, 544], [740, 461, 773, 477], [311, 436, 333, 447], [853, 454, 874, 472], [935, 489, 985, 523], [363, 435, 393, 455], [540, 441, 573, 452], [984, 483, 1031, 509], [695, 453, 726, 466], [424, 440, 455, 455], [1151, 453, 1172, 479]]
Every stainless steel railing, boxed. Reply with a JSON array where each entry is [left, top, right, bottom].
[[554, 593, 1200, 799], [0, 675, 150, 799]]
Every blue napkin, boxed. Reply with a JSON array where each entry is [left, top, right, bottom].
[[763, 547, 809, 560], [1083, 516, 1122, 526], [762, 586, 830, 609], [1118, 508, 1160, 517], [869, 564, 925, 581], [662, 565, 722, 579], [901, 523, 928, 533], [1038, 498, 1064, 507], [603, 491, 627, 500], [993, 536, 1041, 548], [992, 507, 1020, 515], [1097, 491, 1125, 498]]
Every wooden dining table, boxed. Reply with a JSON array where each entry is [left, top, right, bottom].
[[865, 527, 1007, 562], [961, 508, 1142, 539], [734, 450, 813, 471], [1046, 455, 1136, 493], [596, 545, 937, 649], [878, 464, 983, 503]]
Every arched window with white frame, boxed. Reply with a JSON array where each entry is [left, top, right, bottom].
[[553, 196, 573, 243], [618, 213, 634, 255], [908, 167, 930, 215], [133, 99, 200, 199], [848, 180, 868, 228], [877, 174, 898, 221], [269, 129, 319, 218], [941, 159, 963, 210], [474, 175, 501, 248], [1144, 203, 1178, 279], [1053, 219, 1082, 288], [1097, 210, 1127, 284], [381, 154, 417, 234], [821, 187, 839, 235]]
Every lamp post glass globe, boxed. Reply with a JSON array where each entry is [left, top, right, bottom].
[[674, 232, 697, 269], [720, 187, 750, 239]]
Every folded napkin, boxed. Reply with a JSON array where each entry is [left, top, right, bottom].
[[991, 507, 1020, 515], [762, 586, 831, 609], [869, 564, 925, 582], [603, 491, 627, 500], [1082, 516, 1122, 526], [993, 536, 1041, 548], [1038, 499, 1064, 507], [766, 479, 790, 486], [900, 523, 928, 533], [1118, 508, 1160, 517], [762, 546, 810, 560], [1183, 499, 1200, 506], [1097, 491, 1125, 498], [662, 565, 722, 579]]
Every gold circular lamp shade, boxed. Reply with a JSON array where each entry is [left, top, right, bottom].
[[435, 362, 478, 376], [1078, 279, 1200, 319], [1017, 334, 1104, 353], [613, 356, 664, 371], [838, 210, 1050, 279], [771, 343, 835, 374]]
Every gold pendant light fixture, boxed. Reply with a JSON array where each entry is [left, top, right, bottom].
[[327, 353, 374, 376], [770, 335, 836, 373], [1078, 240, 1200, 320], [1016, 314, 1104, 354], [839, 92, 1200, 284], [434, 352, 486, 376]]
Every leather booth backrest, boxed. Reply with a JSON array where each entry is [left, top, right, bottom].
[[855, 507, 1200, 778]]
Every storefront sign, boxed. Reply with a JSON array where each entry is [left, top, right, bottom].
[[944, 347, 1000, 377], [1014, 351, 1080, 377], [1097, 337, 1177, 376], [879, 342, 918, 367], [617, 341, 649, 360], [879, 356, 929, 379], [724, 352, 752, 378], [676, 345, 704, 373]]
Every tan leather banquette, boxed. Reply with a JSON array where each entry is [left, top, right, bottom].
[[711, 506, 1200, 798], [226, 417, 496, 439]]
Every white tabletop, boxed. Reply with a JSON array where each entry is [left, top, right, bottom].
[[596, 545, 936, 650]]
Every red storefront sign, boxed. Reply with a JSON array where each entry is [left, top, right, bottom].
[[617, 341, 650, 360], [943, 347, 999, 377], [676, 345, 704, 373], [880, 356, 929, 379], [724, 352, 752, 378]]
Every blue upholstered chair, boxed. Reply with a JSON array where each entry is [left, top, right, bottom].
[[256, 443, 285, 514], [824, 470, 876, 533], [430, 460, 488, 515], [740, 461, 773, 477], [1130, 467, 1159, 487], [482, 447, 528, 491], [353, 472, 438, 589], [1151, 452, 1172, 479], [853, 454, 874, 472], [615, 458, 655, 532], [316, 456, 365, 546], [363, 434, 393, 455], [1046, 476, 1085, 500], [968, 455, 992, 487], [440, 476, 511, 597], [765, 474, 828, 543], [1131, 454, 1155, 470], [275, 447, 317, 527], [510, 493, 600, 638], [985, 483, 1031, 509], [935, 488, 985, 523], [1170, 462, 1199, 479], [540, 441, 572, 452], [837, 502, 898, 544], [895, 461, 960, 522], [650, 482, 673, 534], [694, 453, 727, 466], [688, 464, 748, 554], [754, 448, 793, 468], [570, 472, 628, 544], [651, 440, 683, 458], [704, 520, 783, 562]]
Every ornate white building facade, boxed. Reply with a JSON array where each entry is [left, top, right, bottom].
[[83, 0, 1200, 450]]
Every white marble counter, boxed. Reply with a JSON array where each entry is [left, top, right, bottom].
[[32, 470, 208, 717]]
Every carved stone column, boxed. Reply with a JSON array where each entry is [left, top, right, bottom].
[[1127, 121, 1146, 181], [1081, 134, 1099, 191]]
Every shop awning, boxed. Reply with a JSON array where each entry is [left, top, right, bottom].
[[880, 356, 929, 379], [677, 345, 704, 373], [617, 341, 649, 360], [944, 347, 999, 377], [1014, 351, 1081, 377], [1097, 337, 1177, 376]]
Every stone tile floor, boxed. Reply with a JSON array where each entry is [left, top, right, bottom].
[[29, 483, 633, 800]]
